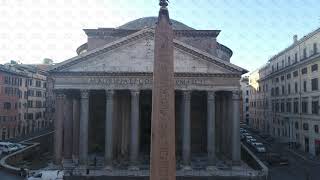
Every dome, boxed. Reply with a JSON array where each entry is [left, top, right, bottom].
[[117, 17, 194, 30]]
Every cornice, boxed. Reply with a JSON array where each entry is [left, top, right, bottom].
[[260, 53, 320, 81], [51, 71, 240, 78]]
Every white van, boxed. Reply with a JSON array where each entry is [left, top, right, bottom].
[[0, 142, 18, 153]]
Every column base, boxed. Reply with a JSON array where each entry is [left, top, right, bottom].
[[104, 165, 113, 171], [181, 165, 192, 171], [206, 166, 218, 171], [128, 165, 140, 171]]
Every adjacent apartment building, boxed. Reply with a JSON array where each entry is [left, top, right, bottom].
[[0, 63, 53, 140], [240, 76, 250, 124], [248, 28, 320, 156]]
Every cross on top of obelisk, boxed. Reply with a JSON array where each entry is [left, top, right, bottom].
[[159, 0, 169, 8]]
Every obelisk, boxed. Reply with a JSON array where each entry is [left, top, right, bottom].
[[150, 1, 176, 180]]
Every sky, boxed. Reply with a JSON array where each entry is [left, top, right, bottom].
[[0, 0, 319, 72]]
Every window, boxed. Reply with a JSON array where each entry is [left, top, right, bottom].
[[282, 85, 285, 95], [27, 113, 34, 120], [36, 101, 42, 108], [302, 100, 308, 114], [301, 67, 308, 74], [303, 81, 307, 92], [277, 63, 279, 70], [294, 100, 299, 114], [276, 77, 279, 83], [275, 87, 280, 96], [303, 123, 309, 131], [293, 71, 298, 77], [311, 64, 318, 72], [3, 102, 11, 110], [288, 56, 291, 65], [288, 84, 291, 94], [295, 82, 298, 93], [245, 98, 249, 103], [286, 101, 292, 113], [294, 53, 298, 62], [281, 76, 285, 81], [275, 102, 279, 112], [295, 122, 299, 129], [281, 102, 285, 112], [315, 125, 319, 133], [314, 43, 318, 54], [303, 48, 307, 59], [311, 78, 318, 91], [246, 90, 249, 95], [36, 91, 42, 97], [312, 100, 319, 114], [27, 101, 33, 108], [287, 73, 291, 79], [36, 80, 41, 87]]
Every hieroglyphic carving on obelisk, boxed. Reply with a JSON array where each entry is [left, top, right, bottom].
[[150, 1, 176, 180]]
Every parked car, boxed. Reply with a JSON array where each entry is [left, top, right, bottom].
[[0, 142, 18, 153], [266, 153, 289, 166], [242, 132, 251, 136], [12, 143, 26, 150], [246, 137, 255, 144], [253, 143, 266, 153], [248, 138, 257, 146]]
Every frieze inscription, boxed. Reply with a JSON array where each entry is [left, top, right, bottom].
[[87, 77, 207, 86]]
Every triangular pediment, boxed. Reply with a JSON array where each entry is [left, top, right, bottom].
[[50, 29, 245, 74]]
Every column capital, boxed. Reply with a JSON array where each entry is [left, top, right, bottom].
[[182, 90, 191, 101], [232, 90, 240, 100], [130, 89, 140, 96], [207, 91, 216, 101], [106, 90, 115, 100], [80, 90, 90, 99]]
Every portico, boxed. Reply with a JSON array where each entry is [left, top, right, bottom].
[[50, 22, 246, 169]]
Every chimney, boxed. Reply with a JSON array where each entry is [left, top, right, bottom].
[[293, 35, 298, 44]]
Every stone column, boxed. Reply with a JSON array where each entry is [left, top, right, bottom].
[[182, 91, 191, 167], [79, 90, 89, 165], [72, 97, 80, 163], [63, 96, 73, 160], [105, 90, 115, 167], [232, 91, 241, 164], [130, 90, 140, 166], [207, 91, 216, 164], [54, 91, 65, 164]]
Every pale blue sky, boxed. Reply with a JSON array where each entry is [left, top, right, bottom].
[[0, 0, 319, 72]]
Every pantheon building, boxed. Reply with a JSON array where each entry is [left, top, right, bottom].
[[50, 17, 248, 169]]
